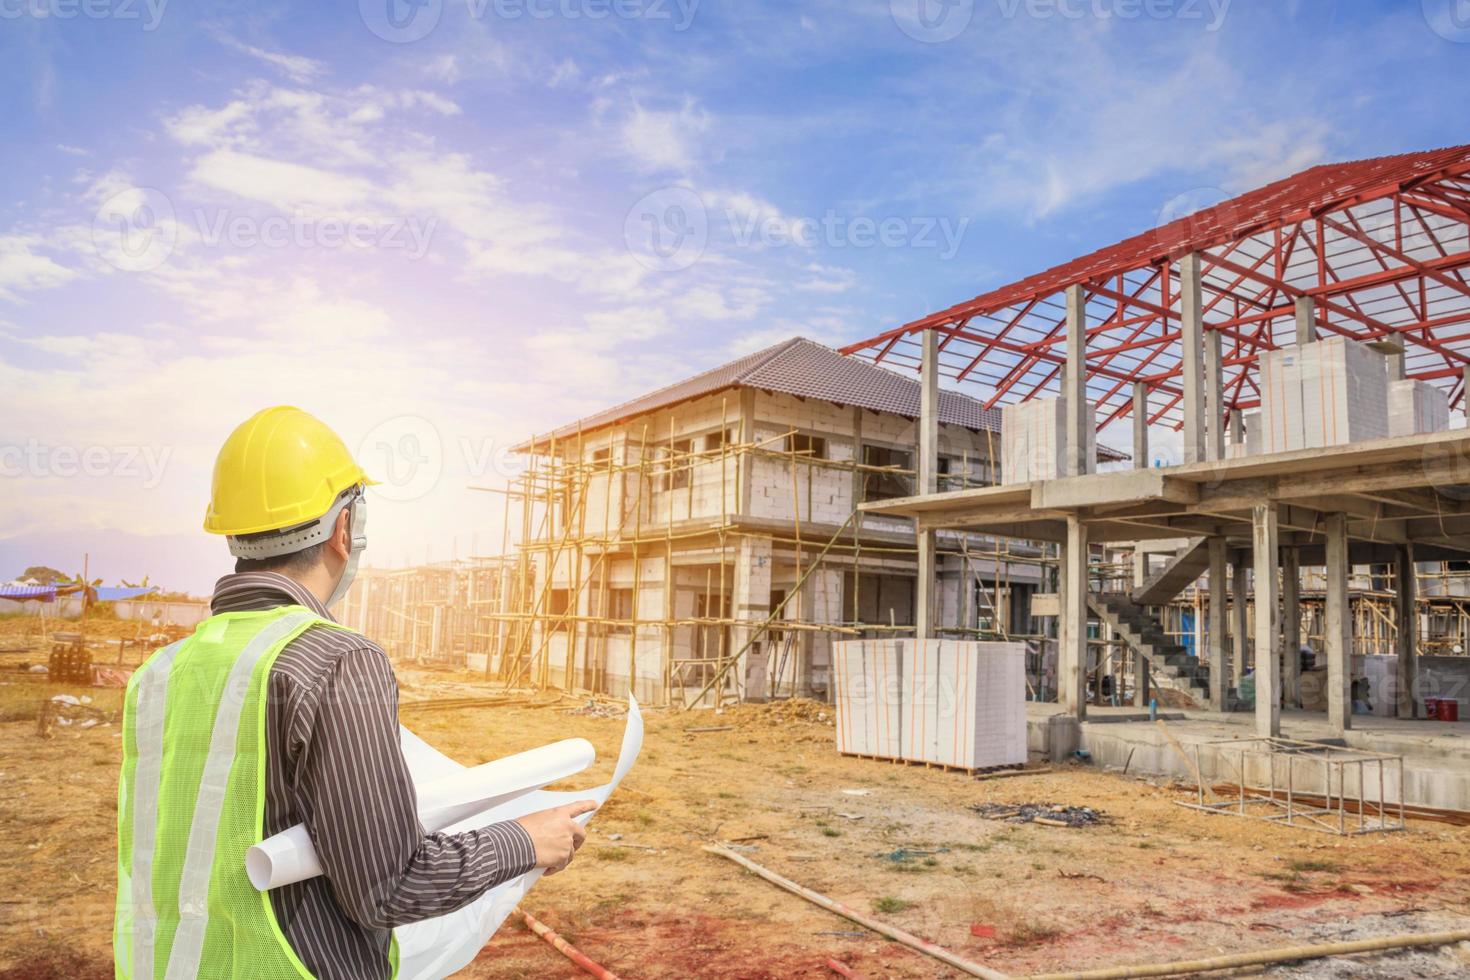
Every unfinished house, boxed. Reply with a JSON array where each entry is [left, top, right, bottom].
[[843, 145, 1470, 817], [487, 337, 1123, 707]]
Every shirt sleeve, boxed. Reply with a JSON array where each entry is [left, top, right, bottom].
[[288, 643, 538, 930]]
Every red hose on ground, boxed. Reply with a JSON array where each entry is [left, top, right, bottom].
[[521, 910, 622, 980]]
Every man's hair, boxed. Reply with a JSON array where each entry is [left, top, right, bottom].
[[234, 540, 326, 576]]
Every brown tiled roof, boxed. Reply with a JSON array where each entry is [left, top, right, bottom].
[[517, 337, 1127, 459]]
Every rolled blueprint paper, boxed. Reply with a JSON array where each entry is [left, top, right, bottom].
[[392, 695, 643, 980], [246, 736, 596, 891]]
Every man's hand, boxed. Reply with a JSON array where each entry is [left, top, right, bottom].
[[515, 801, 597, 875]]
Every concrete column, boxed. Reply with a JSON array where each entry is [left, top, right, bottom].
[[1463, 365, 1470, 420], [1294, 296, 1317, 346], [1230, 408, 1245, 448], [915, 329, 939, 639], [1064, 284, 1089, 477], [1231, 558, 1249, 688], [918, 328, 939, 493], [1395, 544, 1418, 720], [1204, 327, 1224, 461], [1208, 537, 1229, 711], [1282, 547, 1301, 708], [1252, 505, 1281, 738], [1179, 252, 1206, 464], [1060, 514, 1089, 720], [1132, 382, 1149, 469], [732, 536, 773, 700], [1324, 512, 1353, 733], [1388, 351, 1406, 382], [1131, 542, 1149, 706]]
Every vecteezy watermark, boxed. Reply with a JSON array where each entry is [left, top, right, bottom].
[[1, 440, 173, 489], [356, 415, 528, 502], [1423, 0, 1470, 43], [358, 416, 444, 503], [91, 186, 437, 273], [624, 186, 970, 272], [892, 0, 1229, 42], [624, 187, 709, 273], [0, 0, 168, 30], [358, 0, 698, 43], [191, 209, 437, 258], [995, 0, 1230, 30], [890, 0, 974, 43], [92, 186, 178, 273]]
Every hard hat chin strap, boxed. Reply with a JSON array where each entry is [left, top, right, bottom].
[[326, 496, 367, 610]]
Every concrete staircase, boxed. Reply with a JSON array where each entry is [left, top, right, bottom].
[[1089, 592, 1232, 709], [1131, 537, 1211, 605]]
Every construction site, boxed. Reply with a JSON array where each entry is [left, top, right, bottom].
[[8, 145, 1470, 979]]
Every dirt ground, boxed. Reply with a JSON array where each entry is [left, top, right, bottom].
[[3, 637, 1470, 979]]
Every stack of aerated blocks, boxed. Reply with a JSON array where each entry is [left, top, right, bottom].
[[1388, 379, 1449, 437], [833, 639, 1026, 770], [1000, 396, 1097, 483]]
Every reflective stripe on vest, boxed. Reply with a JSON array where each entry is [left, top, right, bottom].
[[128, 639, 186, 980]]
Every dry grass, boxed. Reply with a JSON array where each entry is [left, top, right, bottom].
[[3, 665, 1470, 978]]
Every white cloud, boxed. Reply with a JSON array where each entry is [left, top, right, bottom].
[[619, 99, 710, 174], [190, 149, 379, 213], [212, 32, 325, 84], [0, 236, 79, 300]]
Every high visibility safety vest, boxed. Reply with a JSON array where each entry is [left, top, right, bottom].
[[114, 605, 399, 979]]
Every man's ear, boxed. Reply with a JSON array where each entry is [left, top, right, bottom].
[[327, 505, 353, 562]]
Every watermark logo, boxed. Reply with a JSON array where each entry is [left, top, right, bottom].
[[359, 0, 442, 43], [891, 0, 973, 42], [359, 0, 698, 42], [0, 0, 169, 31], [1423, 0, 1470, 42], [92, 186, 177, 273], [0, 440, 172, 489], [90, 186, 438, 272], [624, 186, 709, 272], [625, 186, 971, 272], [996, 0, 1230, 30], [359, 416, 444, 502]]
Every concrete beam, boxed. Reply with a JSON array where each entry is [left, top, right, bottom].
[[1180, 253, 1206, 464], [1065, 284, 1089, 478], [1204, 327, 1224, 462], [1324, 511, 1352, 734], [1294, 295, 1317, 346], [1252, 504, 1281, 738], [1033, 469, 1197, 510], [1208, 536, 1228, 711], [1282, 547, 1301, 708], [1396, 543, 1418, 720], [1060, 514, 1089, 720], [1133, 382, 1149, 470]]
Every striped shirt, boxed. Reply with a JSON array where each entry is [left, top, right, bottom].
[[210, 572, 537, 979]]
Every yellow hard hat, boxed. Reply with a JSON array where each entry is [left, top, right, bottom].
[[204, 406, 377, 536]]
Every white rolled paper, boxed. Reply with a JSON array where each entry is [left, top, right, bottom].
[[246, 736, 597, 891]]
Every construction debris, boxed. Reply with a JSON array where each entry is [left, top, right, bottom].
[[969, 802, 1103, 827], [35, 694, 114, 739]]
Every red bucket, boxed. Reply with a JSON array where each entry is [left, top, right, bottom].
[[1439, 699, 1460, 723], [1425, 697, 1441, 719]]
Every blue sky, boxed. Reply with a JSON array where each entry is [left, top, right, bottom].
[[2, 0, 1468, 592]]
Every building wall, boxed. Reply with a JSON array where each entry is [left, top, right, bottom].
[[520, 387, 1036, 704]]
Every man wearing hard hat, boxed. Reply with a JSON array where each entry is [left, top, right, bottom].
[[115, 407, 593, 979]]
